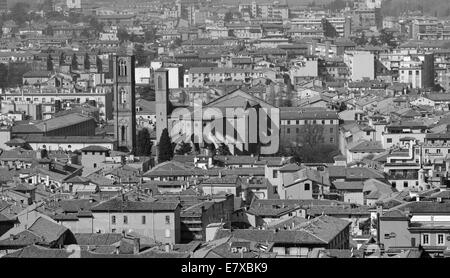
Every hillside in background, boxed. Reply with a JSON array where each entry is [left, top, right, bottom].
[[382, 0, 450, 17]]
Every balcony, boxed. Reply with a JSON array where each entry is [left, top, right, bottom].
[[388, 173, 419, 180]]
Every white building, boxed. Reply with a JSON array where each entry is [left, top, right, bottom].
[[344, 51, 375, 81]]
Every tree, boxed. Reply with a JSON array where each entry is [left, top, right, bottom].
[[217, 144, 231, 155], [157, 128, 174, 163], [0, 63, 8, 90], [46, 54, 53, 71], [6, 62, 31, 88], [322, 18, 338, 38], [144, 28, 156, 42], [59, 52, 65, 66], [224, 12, 233, 23], [175, 141, 192, 155], [96, 56, 102, 73], [71, 53, 78, 70], [10, 3, 30, 26], [172, 38, 182, 48], [134, 44, 147, 66], [117, 28, 130, 42], [369, 36, 380, 46], [354, 33, 368, 46], [136, 128, 153, 156], [80, 28, 90, 38], [379, 29, 396, 48], [84, 53, 90, 70], [89, 17, 104, 33], [40, 148, 48, 159], [179, 91, 187, 104], [279, 122, 340, 163]]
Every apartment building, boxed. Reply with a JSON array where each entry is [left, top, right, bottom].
[[344, 51, 375, 81], [290, 17, 351, 38], [184, 67, 271, 87], [280, 108, 340, 148], [398, 53, 435, 89], [91, 197, 181, 244]]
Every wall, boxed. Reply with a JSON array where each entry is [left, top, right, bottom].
[[92, 209, 180, 244], [379, 219, 411, 249], [283, 180, 314, 200]]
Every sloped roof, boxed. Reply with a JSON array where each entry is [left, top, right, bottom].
[[28, 217, 69, 244], [333, 181, 364, 191], [91, 198, 180, 212], [75, 233, 123, 246], [349, 141, 384, 153]]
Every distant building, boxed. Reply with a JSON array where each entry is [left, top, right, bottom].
[[344, 51, 375, 81]]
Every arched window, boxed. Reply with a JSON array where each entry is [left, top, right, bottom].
[[119, 87, 127, 104], [157, 75, 163, 89], [121, 126, 126, 141], [119, 60, 127, 76]]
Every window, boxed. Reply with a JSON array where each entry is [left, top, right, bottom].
[[330, 137, 334, 143], [296, 128, 299, 134], [403, 182, 408, 188], [121, 126, 126, 141], [111, 216, 116, 225], [165, 229, 171, 237], [123, 216, 128, 224], [93, 163, 97, 168], [422, 234, 430, 245], [437, 149, 441, 154], [286, 128, 290, 134], [366, 131, 370, 136], [119, 60, 127, 76], [425, 149, 429, 154], [392, 181, 396, 188], [273, 171, 278, 179], [304, 183, 310, 191], [437, 234, 445, 245], [387, 138, 392, 143], [330, 128, 334, 133], [142, 216, 146, 224], [165, 215, 170, 224]]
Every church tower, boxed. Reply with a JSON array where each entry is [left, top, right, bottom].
[[113, 55, 136, 153], [155, 68, 169, 144]]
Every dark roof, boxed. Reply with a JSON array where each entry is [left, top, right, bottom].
[[27, 217, 69, 244], [215, 215, 350, 245], [80, 145, 110, 152], [91, 198, 180, 212], [75, 233, 123, 246], [333, 181, 364, 191]]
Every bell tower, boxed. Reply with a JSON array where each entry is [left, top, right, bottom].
[[113, 55, 136, 153], [155, 68, 169, 143]]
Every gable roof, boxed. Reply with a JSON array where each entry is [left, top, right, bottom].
[[215, 215, 350, 245], [205, 88, 274, 109], [91, 198, 180, 212], [27, 217, 69, 244]]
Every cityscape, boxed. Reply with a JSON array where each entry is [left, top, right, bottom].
[[0, 0, 449, 259]]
